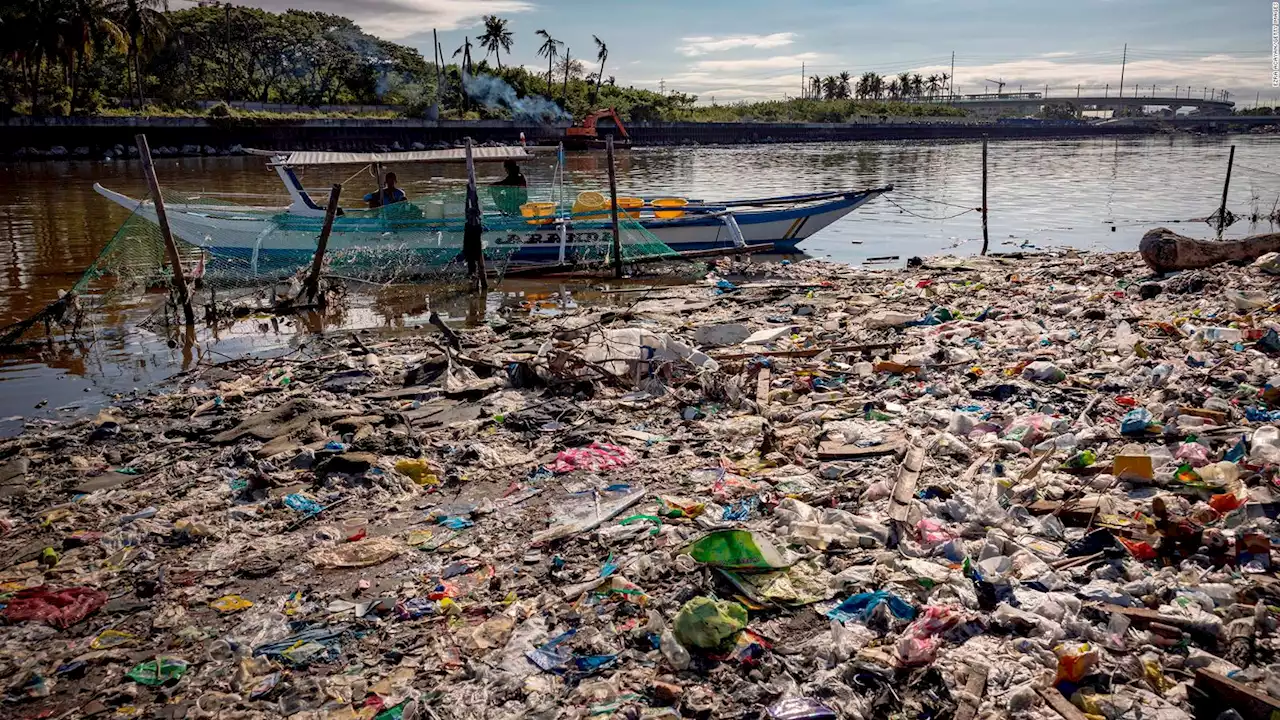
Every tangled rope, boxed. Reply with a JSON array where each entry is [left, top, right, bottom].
[[883, 195, 978, 221]]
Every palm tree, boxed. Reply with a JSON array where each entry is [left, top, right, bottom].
[[855, 71, 874, 100], [925, 74, 940, 100], [4, 0, 61, 111], [118, 0, 169, 109], [895, 72, 911, 100], [887, 79, 900, 100], [590, 34, 607, 105], [808, 75, 820, 99], [535, 29, 561, 94], [837, 71, 851, 99], [63, 0, 125, 111], [940, 72, 951, 99], [477, 15, 512, 69], [821, 75, 838, 100], [910, 73, 924, 99]]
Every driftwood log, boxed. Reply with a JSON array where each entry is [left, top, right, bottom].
[[1140, 227, 1280, 274]]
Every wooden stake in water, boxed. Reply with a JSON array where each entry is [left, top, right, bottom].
[[463, 138, 487, 290], [303, 183, 342, 302], [606, 134, 623, 278], [135, 133, 194, 325], [981, 134, 990, 256], [1217, 144, 1235, 235]]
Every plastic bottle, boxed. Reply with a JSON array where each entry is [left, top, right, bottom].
[[1199, 327, 1244, 343], [660, 628, 691, 670], [1250, 425, 1280, 465]]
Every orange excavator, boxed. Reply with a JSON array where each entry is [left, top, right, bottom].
[[561, 108, 630, 150]]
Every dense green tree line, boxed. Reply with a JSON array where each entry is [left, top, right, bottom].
[[0, 2, 963, 122]]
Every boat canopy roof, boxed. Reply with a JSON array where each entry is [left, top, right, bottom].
[[244, 147, 534, 166]]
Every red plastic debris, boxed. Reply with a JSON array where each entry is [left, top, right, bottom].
[[551, 442, 635, 473], [3, 586, 108, 628]]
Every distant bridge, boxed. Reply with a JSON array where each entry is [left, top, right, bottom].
[[945, 91, 1234, 118]]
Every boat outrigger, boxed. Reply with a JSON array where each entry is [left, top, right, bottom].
[[93, 147, 890, 276]]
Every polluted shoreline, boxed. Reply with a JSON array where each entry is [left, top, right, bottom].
[[0, 250, 1279, 720]]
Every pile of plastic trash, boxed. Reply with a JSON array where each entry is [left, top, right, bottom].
[[0, 250, 1277, 720]]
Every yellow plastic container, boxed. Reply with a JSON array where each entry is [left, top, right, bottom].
[[520, 201, 557, 225], [652, 197, 689, 219], [615, 196, 644, 219], [572, 191, 609, 219]]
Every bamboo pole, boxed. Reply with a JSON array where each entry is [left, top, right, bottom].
[[302, 183, 342, 302], [463, 138, 487, 290], [980, 134, 989, 256], [135, 134, 194, 325], [1217, 144, 1235, 235], [606, 134, 623, 278]]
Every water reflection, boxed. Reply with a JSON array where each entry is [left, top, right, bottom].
[[1, 135, 1279, 416]]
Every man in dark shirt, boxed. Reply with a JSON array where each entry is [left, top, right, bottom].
[[490, 160, 529, 214], [364, 172, 407, 208]]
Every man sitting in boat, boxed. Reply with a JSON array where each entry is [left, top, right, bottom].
[[489, 160, 528, 215], [364, 172, 407, 208]]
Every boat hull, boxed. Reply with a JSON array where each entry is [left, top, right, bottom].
[[92, 183, 883, 278]]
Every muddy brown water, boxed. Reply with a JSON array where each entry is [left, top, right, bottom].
[[0, 135, 1277, 425]]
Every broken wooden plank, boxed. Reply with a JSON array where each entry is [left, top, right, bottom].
[[955, 663, 989, 720], [1049, 551, 1103, 571], [888, 441, 925, 524], [1193, 669, 1280, 720], [1037, 687, 1087, 720], [1093, 603, 1196, 629], [1179, 406, 1228, 425], [756, 367, 771, 411], [817, 439, 905, 460], [709, 341, 900, 362]]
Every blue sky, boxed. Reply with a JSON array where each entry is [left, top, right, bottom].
[[233, 0, 1277, 104]]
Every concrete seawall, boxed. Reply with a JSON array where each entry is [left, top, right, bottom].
[[2, 116, 1160, 159]]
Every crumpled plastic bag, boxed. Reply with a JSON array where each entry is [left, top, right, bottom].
[[827, 590, 916, 624], [3, 586, 108, 628], [557, 328, 719, 380], [673, 596, 748, 649]]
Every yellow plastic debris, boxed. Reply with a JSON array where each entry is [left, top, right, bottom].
[[210, 594, 254, 614]]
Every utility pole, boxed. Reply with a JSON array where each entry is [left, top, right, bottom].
[[1118, 43, 1126, 97], [949, 51, 955, 102], [801, 61, 805, 99], [659, 78, 665, 95], [1105, 83, 1109, 98]]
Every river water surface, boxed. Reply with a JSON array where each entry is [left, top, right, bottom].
[[1, 134, 1278, 423]]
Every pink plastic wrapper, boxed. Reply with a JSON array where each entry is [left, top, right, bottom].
[[895, 605, 962, 665], [3, 586, 108, 628], [551, 442, 635, 473], [1173, 442, 1210, 468]]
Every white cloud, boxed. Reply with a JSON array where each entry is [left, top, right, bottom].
[[236, 0, 534, 38], [677, 33, 797, 57], [929, 55, 1269, 99], [690, 52, 822, 72]]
